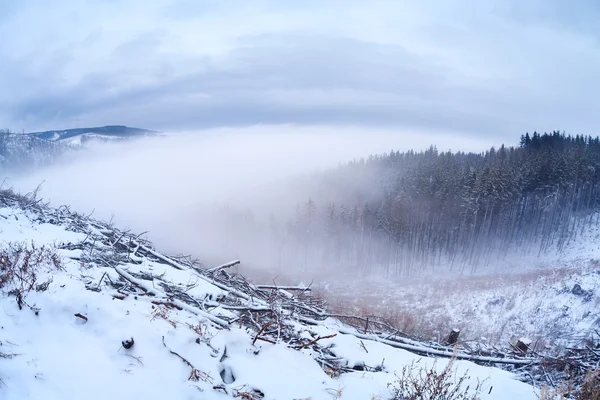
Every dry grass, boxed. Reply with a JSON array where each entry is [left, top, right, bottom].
[[151, 305, 178, 328], [538, 368, 600, 400], [0, 242, 63, 309], [311, 263, 597, 345]]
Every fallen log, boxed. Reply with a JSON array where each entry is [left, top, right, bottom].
[[338, 328, 533, 366], [207, 260, 241, 273], [297, 317, 534, 366], [256, 285, 312, 292], [114, 266, 158, 295]]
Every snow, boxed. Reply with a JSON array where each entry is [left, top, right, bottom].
[[62, 133, 127, 147], [323, 258, 600, 348], [0, 203, 539, 399]]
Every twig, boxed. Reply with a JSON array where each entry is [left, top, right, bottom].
[[74, 313, 88, 322], [253, 321, 274, 346], [360, 340, 369, 353], [97, 271, 107, 289], [162, 336, 212, 382], [296, 334, 337, 350]]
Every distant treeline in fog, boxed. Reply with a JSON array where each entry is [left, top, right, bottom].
[[0, 129, 62, 171], [215, 131, 600, 276]]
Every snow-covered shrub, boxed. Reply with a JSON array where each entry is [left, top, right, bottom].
[[0, 242, 63, 309], [387, 356, 483, 400]]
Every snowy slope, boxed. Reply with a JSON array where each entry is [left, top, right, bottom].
[[324, 263, 600, 350], [0, 132, 65, 170], [0, 195, 539, 399], [28, 125, 157, 142], [319, 214, 600, 349]]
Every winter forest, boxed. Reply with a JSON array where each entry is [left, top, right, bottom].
[[0, 129, 62, 170], [212, 132, 600, 277]]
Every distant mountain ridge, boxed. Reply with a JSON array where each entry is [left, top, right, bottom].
[[27, 125, 158, 142], [1, 125, 157, 171]]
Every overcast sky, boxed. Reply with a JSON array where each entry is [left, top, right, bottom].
[[1, 0, 599, 139]]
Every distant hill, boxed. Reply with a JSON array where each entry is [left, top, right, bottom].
[[1, 125, 158, 171], [27, 125, 158, 144], [0, 130, 64, 171]]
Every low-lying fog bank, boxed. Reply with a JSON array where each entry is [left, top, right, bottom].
[[6, 124, 492, 270]]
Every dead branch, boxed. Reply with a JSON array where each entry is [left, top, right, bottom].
[[162, 336, 212, 382], [253, 321, 274, 346], [296, 334, 337, 350], [74, 313, 88, 322], [207, 260, 241, 273], [113, 267, 158, 295]]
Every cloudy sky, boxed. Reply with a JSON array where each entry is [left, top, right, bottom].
[[1, 0, 599, 139]]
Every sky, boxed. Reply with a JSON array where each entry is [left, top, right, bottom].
[[1, 0, 600, 139]]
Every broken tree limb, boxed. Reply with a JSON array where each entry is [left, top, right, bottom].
[[207, 260, 241, 273], [137, 243, 185, 271], [296, 334, 337, 350], [253, 321, 274, 345], [162, 336, 212, 382], [114, 266, 158, 295]]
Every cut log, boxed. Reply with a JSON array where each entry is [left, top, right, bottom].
[[516, 338, 532, 354], [446, 328, 461, 345]]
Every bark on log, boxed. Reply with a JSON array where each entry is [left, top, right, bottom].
[[516, 338, 532, 354]]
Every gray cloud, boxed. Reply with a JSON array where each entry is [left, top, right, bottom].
[[1, 0, 600, 140]]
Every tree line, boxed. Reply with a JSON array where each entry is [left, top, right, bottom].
[[0, 129, 61, 172], [212, 131, 600, 278]]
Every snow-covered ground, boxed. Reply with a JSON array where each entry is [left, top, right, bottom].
[[0, 199, 539, 399], [323, 262, 600, 348], [320, 221, 600, 349]]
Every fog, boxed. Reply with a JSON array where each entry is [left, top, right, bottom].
[[8, 125, 494, 272]]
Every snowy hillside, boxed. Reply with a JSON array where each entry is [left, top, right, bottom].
[[318, 213, 600, 350], [0, 131, 64, 171], [0, 190, 538, 399], [28, 125, 158, 145], [0, 125, 158, 172], [323, 261, 600, 348]]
